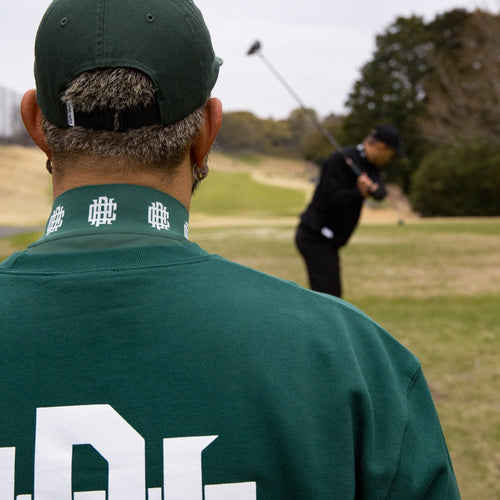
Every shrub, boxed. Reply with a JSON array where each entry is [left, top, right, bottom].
[[410, 140, 500, 216]]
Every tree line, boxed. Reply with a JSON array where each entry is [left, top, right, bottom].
[[217, 8, 500, 216], [4, 9, 499, 215], [0, 87, 32, 146]]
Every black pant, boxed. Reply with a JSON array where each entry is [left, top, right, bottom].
[[295, 225, 342, 298]]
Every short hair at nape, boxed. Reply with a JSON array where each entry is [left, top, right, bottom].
[[42, 68, 205, 171]]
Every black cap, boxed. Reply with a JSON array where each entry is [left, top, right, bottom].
[[370, 125, 402, 154]]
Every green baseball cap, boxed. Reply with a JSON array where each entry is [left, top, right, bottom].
[[34, 0, 222, 128]]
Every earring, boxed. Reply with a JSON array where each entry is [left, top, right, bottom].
[[46, 159, 53, 174], [192, 163, 209, 181]]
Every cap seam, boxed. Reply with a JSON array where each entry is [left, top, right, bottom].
[[95, 0, 105, 62], [34, 0, 221, 127]]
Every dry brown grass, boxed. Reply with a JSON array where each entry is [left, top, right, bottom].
[[0, 145, 415, 229], [0, 146, 51, 226], [347, 229, 500, 298]]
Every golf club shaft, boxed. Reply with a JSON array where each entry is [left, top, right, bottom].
[[252, 47, 362, 176]]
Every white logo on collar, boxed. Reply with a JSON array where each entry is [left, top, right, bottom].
[[148, 201, 170, 231], [46, 206, 65, 235], [184, 221, 189, 239], [88, 196, 117, 227]]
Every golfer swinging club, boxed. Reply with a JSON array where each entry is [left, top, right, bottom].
[[246, 41, 402, 299], [296, 125, 402, 298]]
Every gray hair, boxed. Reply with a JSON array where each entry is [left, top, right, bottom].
[[42, 68, 205, 171]]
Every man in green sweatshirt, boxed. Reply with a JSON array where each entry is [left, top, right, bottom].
[[0, 0, 460, 498]]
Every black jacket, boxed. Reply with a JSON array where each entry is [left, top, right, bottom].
[[299, 145, 386, 247]]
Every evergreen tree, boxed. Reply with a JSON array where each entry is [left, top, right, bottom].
[[343, 15, 433, 189]]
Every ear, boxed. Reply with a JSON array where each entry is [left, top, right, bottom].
[[191, 97, 222, 167], [20, 89, 52, 158]]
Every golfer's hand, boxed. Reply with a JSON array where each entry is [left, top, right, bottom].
[[357, 173, 378, 198]]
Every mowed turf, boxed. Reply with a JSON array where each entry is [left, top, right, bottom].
[[192, 221, 500, 499], [2, 147, 499, 498]]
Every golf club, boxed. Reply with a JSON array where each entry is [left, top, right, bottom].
[[246, 40, 362, 176]]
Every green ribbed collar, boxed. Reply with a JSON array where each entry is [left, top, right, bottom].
[[37, 184, 190, 244]]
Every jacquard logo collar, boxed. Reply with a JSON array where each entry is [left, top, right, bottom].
[[40, 184, 190, 243]]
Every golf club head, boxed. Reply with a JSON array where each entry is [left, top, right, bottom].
[[247, 40, 261, 56], [243, 37, 354, 171]]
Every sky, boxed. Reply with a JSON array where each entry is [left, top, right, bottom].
[[1, 0, 498, 120]]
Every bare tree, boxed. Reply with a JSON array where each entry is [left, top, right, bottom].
[[420, 10, 500, 144]]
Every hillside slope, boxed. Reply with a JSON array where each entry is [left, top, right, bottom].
[[0, 146, 415, 227]]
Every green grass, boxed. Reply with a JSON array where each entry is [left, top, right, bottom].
[[4, 231, 42, 248], [220, 152, 264, 165], [355, 295, 500, 498], [189, 220, 500, 498], [191, 169, 306, 217], [0, 231, 43, 261], [2, 165, 499, 499], [191, 174, 500, 499]]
